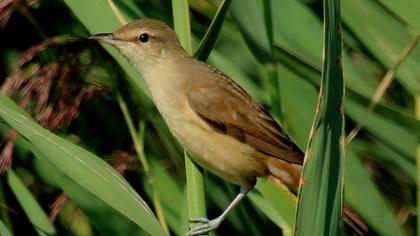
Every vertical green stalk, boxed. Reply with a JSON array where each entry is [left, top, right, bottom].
[[261, 0, 283, 121], [295, 0, 345, 235], [117, 94, 169, 233], [0, 182, 13, 235], [117, 94, 150, 174], [416, 95, 420, 236], [172, 0, 193, 53], [262, 0, 274, 51], [184, 151, 207, 229], [139, 122, 170, 234], [266, 64, 282, 122], [0, 218, 12, 236], [8, 170, 56, 236], [230, 0, 282, 122], [194, 0, 232, 61], [171, 0, 207, 230]]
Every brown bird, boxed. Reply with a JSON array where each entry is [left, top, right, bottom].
[[90, 19, 367, 236]]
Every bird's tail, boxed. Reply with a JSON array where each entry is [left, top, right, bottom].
[[266, 158, 369, 235], [343, 206, 369, 235]]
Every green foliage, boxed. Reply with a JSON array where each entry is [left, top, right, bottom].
[[7, 170, 56, 236], [0, 94, 166, 236], [0, 219, 12, 236], [295, 0, 344, 235], [0, 0, 418, 235]]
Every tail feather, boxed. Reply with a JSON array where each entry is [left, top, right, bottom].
[[344, 205, 369, 235]]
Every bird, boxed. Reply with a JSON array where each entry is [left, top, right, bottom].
[[90, 18, 367, 236]]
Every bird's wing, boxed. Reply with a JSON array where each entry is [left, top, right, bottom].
[[186, 79, 303, 164]]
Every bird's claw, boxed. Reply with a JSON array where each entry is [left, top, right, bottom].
[[186, 218, 221, 236]]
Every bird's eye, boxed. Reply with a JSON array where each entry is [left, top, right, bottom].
[[138, 33, 149, 43]]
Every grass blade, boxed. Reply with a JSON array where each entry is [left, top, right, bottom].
[[377, 0, 420, 32], [295, 0, 345, 235], [7, 170, 56, 236], [253, 179, 296, 235], [247, 191, 291, 236], [0, 219, 12, 236], [0, 93, 167, 236], [172, 0, 192, 54], [194, 0, 232, 61], [150, 160, 188, 236], [0, 182, 13, 236], [345, 150, 404, 236], [342, 0, 420, 95], [345, 99, 416, 162], [270, 0, 376, 97], [117, 94, 169, 233], [229, 0, 272, 64], [32, 149, 145, 236], [416, 95, 420, 236], [346, 35, 420, 143], [350, 140, 416, 181], [230, 0, 282, 119]]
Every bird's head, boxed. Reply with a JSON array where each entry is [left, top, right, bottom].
[[90, 19, 183, 71]]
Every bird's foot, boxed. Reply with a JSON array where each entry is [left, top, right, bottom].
[[186, 217, 221, 236]]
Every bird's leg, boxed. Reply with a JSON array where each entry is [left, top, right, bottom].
[[186, 186, 252, 236]]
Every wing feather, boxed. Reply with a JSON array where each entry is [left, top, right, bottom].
[[186, 79, 303, 164]]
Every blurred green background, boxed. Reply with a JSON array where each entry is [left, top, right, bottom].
[[0, 0, 419, 235]]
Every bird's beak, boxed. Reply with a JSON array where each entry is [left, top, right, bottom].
[[89, 33, 119, 45]]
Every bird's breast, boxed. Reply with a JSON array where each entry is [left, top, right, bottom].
[[151, 91, 268, 186]]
